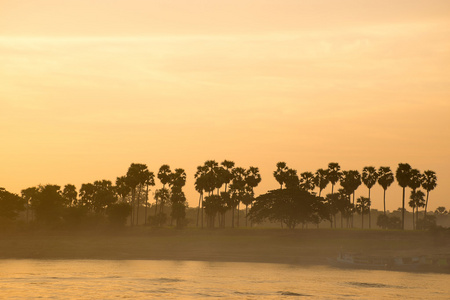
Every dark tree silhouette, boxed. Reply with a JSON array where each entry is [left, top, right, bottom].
[[313, 168, 329, 197], [244, 166, 261, 226], [356, 196, 370, 229], [362, 166, 378, 229], [273, 162, 289, 189], [21, 186, 39, 222], [409, 190, 425, 230], [169, 168, 187, 228], [377, 166, 395, 215], [230, 167, 247, 227], [327, 163, 341, 195], [115, 176, 130, 203], [143, 170, 155, 225], [126, 163, 150, 226], [194, 165, 207, 227], [62, 184, 77, 207], [249, 188, 326, 229], [421, 170, 437, 218], [339, 170, 361, 227], [0, 188, 25, 220], [300, 172, 315, 192], [396, 163, 412, 230]]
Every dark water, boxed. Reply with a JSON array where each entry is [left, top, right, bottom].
[[0, 260, 449, 299]]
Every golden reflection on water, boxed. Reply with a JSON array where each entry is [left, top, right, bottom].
[[0, 260, 449, 299]]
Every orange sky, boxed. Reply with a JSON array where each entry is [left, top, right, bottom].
[[1, 0, 449, 211]]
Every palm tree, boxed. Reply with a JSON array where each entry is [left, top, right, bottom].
[[408, 169, 422, 192], [356, 196, 370, 229], [115, 176, 131, 203], [273, 162, 288, 189], [340, 170, 361, 227], [156, 165, 172, 216], [409, 190, 425, 230], [421, 170, 437, 217], [327, 163, 341, 195], [396, 163, 412, 230], [194, 165, 207, 227], [143, 170, 155, 225], [221, 160, 235, 193], [377, 166, 395, 215], [245, 166, 261, 226], [362, 166, 378, 229], [230, 167, 247, 227], [300, 172, 315, 192], [314, 168, 329, 197]]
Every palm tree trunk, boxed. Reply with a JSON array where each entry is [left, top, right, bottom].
[[196, 193, 201, 227], [424, 190, 429, 217], [361, 211, 364, 229], [383, 189, 386, 215], [368, 188, 371, 229], [237, 202, 240, 227], [412, 208, 415, 230], [245, 205, 248, 227], [402, 187, 405, 230], [145, 185, 149, 225]]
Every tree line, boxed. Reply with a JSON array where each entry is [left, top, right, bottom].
[[0, 161, 439, 230], [249, 162, 438, 230]]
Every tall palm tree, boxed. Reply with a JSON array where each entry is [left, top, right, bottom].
[[396, 163, 412, 230], [421, 170, 437, 217], [245, 166, 261, 226], [327, 162, 341, 194], [362, 166, 378, 229], [340, 170, 361, 227], [194, 165, 207, 227], [408, 169, 422, 192], [230, 167, 247, 227], [356, 196, 370, 229], [314, 169, 329, 197], [377, 166, 395, 215], [143, 170, 155, 225]]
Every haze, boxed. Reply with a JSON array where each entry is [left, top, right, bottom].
[[1, 0, 449, 211]]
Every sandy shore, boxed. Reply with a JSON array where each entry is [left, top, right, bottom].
[[0, 228, 449, 270]]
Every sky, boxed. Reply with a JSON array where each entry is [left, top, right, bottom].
[[1, 0, 449, 212]]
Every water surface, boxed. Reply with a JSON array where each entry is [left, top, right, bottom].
[[0, 260, 449, 299]]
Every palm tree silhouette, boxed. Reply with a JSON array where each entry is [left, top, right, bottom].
[[409, 190, 425, 229], [327, 163, 341, 195], [396, 163, 412, 230], [194, 165, 207, 227], [340, 170, 361, 227], [421, 170, 437, 217], [273, 162, 288, 189], [300, 172, 315, 192], [245, 167, 261, 226], [314, 168, 329, 197], [362, 166, 378, 229], [356, 196, 370, 228], [377, 166, 395, 216]]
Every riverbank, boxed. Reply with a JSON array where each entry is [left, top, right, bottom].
[[1, 228, 449, 271]]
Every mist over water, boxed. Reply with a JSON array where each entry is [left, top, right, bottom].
[[1, 260, 449, 299]]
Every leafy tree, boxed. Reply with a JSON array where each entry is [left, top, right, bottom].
[[377, 166, 395, 215], [434, 207, 447, 215], [362, 166, 378, 229], [157, 164, 172, 189], [62, 184, 77, 207], [92, 180, 117, 214], [79, 183, 95, 209], [313, 168, 329, 197], [396, 163, 412, 230], [421, 170, 437, 217], [21, 187, 39, 222], [126, 163, 150, 225], [0, 188, 25, 220], [31, 185, 67, 225], [249, 188, 326, 229], [115, 176, 131, 202], [327, 162, 341, 194], [356, 196, 370, 229]]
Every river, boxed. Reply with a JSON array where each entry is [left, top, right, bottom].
[[0, 260, 449, 299]]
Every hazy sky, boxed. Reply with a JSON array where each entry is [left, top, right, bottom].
[[1, 0, 449, 211]]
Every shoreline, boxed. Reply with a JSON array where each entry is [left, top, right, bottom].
[[1, 228, 449, 272]]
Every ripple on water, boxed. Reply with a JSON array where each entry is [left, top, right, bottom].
[[346, 282, 407, 289], [279, 291, 311, 296]]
